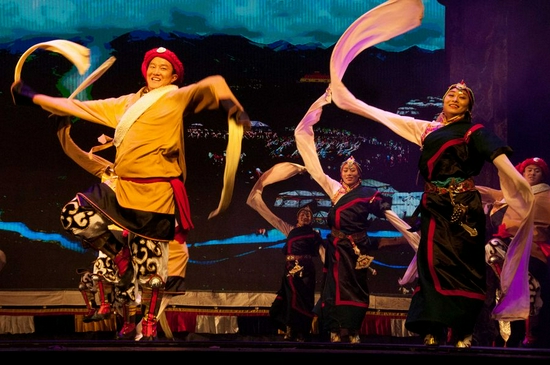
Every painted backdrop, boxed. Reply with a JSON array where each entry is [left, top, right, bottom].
[[0, 0, 446, 294]]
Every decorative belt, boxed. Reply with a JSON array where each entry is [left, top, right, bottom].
[[331, 228, 375, 273], [424, 178, 476, 195], [331, 228, 366, 242], [286, 255, 312, 261], [425, 178, 478, 237]]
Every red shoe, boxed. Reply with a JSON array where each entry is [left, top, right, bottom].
[[83, 308, 98, 323], [117, 322, 137, 340], [91, 302, 112, 321], [140, 319, 158, 341]]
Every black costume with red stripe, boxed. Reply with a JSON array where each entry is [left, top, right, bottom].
[[406, 120, 512, 338]]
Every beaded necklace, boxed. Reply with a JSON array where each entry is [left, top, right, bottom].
[[332, 179, 361, 203]]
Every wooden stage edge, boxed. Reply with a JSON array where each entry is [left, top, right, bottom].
[[0, 290, 414, 337], [1, 290, 550, 360], [0, 289, 412, 311]]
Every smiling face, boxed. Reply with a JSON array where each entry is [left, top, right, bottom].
[[442, 87, 471, 119], [340, 163, 361, 186], [297, 209, 313, 226], [523, 164, 545, 186], [145, 57, 178, 90]]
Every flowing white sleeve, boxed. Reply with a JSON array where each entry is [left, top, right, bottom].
[[294, 92, 341, 198], [301, 0, 428, 284], [246, 162, 306, 237], [476, 185, 504, 206], [491, 154, 535, 321], [294, 0, 431, 285], [384, 210, 420, 285], [13, 39, 90, 83], [296, 0, 428, 194], [329, 0, 430, 146]]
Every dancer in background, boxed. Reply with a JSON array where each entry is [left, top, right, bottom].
[[480, 157, 550, 348], [296, 154, 394, 343], [11, 41, 250, 340], [247, 162, 325, 342]]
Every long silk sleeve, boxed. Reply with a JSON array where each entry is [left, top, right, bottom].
[[329, 0, 430, 146], [294, 92, 341, 198], [246, 162, 307, 237], [294, 0, 428, 283], [384, 209, 420, 285], [13, 39, 90, 83], [491, 154, 535, 320]]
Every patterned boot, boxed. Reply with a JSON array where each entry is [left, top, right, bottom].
[[139, 275, 165, 341], [78, 270, 99, 323], [91, 276, 112, 321], [117, 303, 138, 340]]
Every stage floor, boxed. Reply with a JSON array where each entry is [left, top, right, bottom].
[[1, 332, 550, 361]]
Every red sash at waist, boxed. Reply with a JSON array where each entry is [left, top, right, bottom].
[[120, 176, 193, 244]]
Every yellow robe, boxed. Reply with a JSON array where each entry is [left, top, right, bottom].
[[33, 75, 249, 217]]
